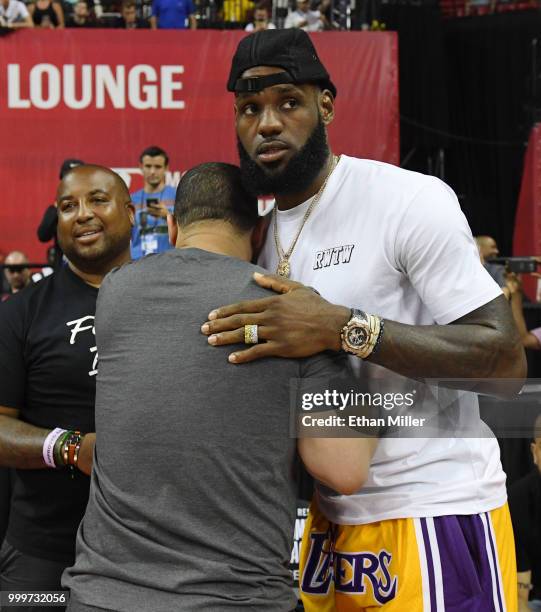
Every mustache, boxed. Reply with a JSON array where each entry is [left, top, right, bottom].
[[256, 139, 290, 155]]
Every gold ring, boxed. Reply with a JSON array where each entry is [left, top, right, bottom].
[[244, 324, 258, 345]]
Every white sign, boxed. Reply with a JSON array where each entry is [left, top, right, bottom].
[[7, 64, 185, 110]]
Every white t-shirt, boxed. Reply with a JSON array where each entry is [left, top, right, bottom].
[[284, 9, 323, 31], [259, 155, 506, 523], [244, 21, 276, 31], [0, 0, 29, 23]]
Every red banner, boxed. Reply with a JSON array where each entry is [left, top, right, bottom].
[[513, 123, 541, 301], [0, 30, 398, 261]]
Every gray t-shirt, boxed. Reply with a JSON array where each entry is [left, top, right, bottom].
[[63, 248, 344, 612]]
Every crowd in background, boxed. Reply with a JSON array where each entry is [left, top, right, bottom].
[[0, 0, 344, 32], [1, 0, 539, 33]]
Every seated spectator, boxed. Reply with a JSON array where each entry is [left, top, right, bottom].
[[284, 0, 326, 31], [65, 0, 94, 27], [113, 0, 149, 27], [509, 414, 541, 611], [29, 0, 64, 27], [0, 0, 34, 28], [244, 3, 275, 31], [1, 251, 31, 302], [150, 0, 196, 29]]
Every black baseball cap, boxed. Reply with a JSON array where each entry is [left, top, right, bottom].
[[59, 158, 84, 179], [227, 29, 337, 98]]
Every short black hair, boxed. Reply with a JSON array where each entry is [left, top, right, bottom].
[[139, 146, 169, 165], [174, 163, 258, 232]]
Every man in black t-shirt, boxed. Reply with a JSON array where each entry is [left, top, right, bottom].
[[509, 413, 541, 611], [0, 165, 134, 610]]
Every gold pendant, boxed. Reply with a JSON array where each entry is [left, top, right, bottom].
[[277, 259, 290, 278]]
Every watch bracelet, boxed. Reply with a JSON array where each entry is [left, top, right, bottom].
[[356, 314, 381, 359], [367, 318, 385, 359]]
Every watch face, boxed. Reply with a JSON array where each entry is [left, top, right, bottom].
[[348, 325, 368, 347]]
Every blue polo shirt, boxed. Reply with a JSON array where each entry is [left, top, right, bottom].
[[130, 186, 176, 260], [151, 0, 195, 28]]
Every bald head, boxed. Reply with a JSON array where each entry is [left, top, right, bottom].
[[4, 251, 30, 293], [475, 235, 499, 263], [5, 251, 29, 266], [58, 165, 131, 202]]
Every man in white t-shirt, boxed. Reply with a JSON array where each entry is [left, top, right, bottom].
[[201, 28, 527, 611], [0, 0, 33, 27], [284, 0, 324, 31]]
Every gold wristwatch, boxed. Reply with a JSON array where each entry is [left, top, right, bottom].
[[340, 309, 383, 359]]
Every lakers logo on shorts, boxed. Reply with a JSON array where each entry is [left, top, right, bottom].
[[301, 530, 398, 604]]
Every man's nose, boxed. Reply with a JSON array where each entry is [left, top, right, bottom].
[[76, 200, 95, 221], [257, 106, 283, 138]]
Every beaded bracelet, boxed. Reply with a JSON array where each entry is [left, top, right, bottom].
[[53, 430, 73, 468], [58, 430, 83, 477]]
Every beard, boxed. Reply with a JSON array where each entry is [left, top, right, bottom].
[[59, 231, 131, 274], [237, 117, 330, 197]]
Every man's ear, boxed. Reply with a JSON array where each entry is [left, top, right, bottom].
[[126, 202, 135, 227], [532, 442, 538, 466], [250, 214, 271, 261], [319, 89, 335, 126], [167, 213, 178, 247]]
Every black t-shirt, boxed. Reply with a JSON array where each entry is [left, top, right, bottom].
[[508, 469, 541, 600], [0, 265, 98, 562]]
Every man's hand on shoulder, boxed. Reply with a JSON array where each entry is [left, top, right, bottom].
[[201, 272, 350, 364]]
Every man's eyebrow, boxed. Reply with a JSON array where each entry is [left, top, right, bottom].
[[273, 84, 305, 95], [57, 189, 109, 202]]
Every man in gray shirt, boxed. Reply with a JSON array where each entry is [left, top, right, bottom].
[[63, 163, 376, 612]]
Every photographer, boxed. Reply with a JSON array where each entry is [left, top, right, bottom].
[[130, 146, 176, 260], [475, 235, 541, 350]]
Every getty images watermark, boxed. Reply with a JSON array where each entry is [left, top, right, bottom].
[[300, 389, 424, 429], [290, 378, 537, 438]]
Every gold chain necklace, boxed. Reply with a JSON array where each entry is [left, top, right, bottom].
[[273, 155, 339, 278]]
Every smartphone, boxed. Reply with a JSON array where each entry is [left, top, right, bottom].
[[146, 198, 159, 208]]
